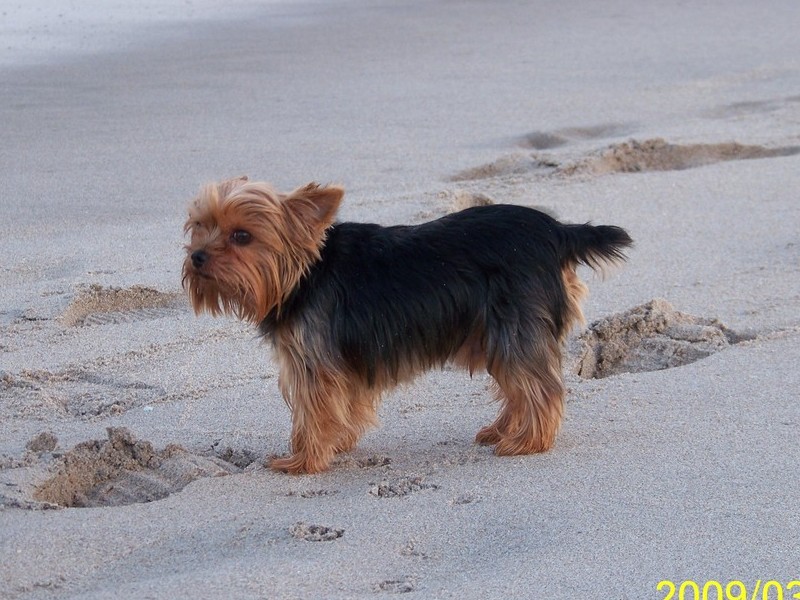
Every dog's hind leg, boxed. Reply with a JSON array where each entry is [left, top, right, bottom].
[[479, 334, 565, 455]]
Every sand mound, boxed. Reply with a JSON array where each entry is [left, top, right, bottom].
[[562, 138, 800, 175], [575, 299, 753, 379], [450, 153, 556, 181], [33, 427, 239, 508], [452, 137, 800, 182], [447, 190, 495, 212], [61, 284, 185, 326], [414, 191, 496, 222]]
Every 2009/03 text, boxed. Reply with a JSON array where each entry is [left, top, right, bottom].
[[658, 580, 800, 600]]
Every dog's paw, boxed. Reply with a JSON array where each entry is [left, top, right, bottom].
[[474, 425, 502, 446], [269, 453, 329, 475]]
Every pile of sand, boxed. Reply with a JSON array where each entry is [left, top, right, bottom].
[[449, 153, 556, 182], [561, 138, 800, 176], [574, 298, 754, 379], [449, 138, 800, 182], [447, 190, 495, 212], [33, 427, 239, 508]]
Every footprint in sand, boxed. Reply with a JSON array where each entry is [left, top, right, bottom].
[[289, 522, 344, 542], [331, 453, 392, 469], [451, 492, 480, 505], [705, 94, 800, 119], [210, 442, 260, 469], [451, 122, 631, 180], [518, 122, 635, 150], [374, 577, 417, 594], [574, 298, 755, 379], [283, 489, 340, 498], [369, 475, 439, 498], [60, 284, 186, 327], [1, 368, 167, 419]]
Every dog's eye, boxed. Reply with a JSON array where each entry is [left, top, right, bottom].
[[230, 230, 252, 245]]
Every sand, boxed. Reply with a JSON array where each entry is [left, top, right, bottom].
[[571, 298, 755, 379], [2, 1, 799, 598]]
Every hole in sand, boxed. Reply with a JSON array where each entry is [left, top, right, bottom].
[[33, 427, 239, 508], [61, 284, 185, 326], [575, 299, 755, 379]]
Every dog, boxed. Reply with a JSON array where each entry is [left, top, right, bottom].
[[182, 176, 632, 474]]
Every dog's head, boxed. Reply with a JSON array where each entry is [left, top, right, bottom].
[[182, 176, 343, 323]]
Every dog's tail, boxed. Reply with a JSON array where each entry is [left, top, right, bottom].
[[558, 222, 633, 272]]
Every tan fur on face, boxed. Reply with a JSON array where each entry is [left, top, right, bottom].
[[182, 178, 343, 324]]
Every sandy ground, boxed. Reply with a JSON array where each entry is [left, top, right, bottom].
[[2, 0, 799, 598]]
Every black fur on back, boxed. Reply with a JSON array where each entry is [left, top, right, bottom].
[[260, 204, 632, 386]]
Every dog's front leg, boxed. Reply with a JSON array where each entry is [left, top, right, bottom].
[[269, 364, 351, 474], [270, 420, 337, 475]]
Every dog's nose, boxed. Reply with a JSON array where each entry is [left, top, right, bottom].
[[191, 250, 209, 269]]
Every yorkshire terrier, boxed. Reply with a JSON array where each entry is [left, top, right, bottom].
[[182, 176, 632, 474]]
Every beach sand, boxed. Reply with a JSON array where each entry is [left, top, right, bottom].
[[2, 1, 799, 598]]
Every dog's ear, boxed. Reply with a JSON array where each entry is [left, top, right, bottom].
[[284, 183, 344, 232]]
